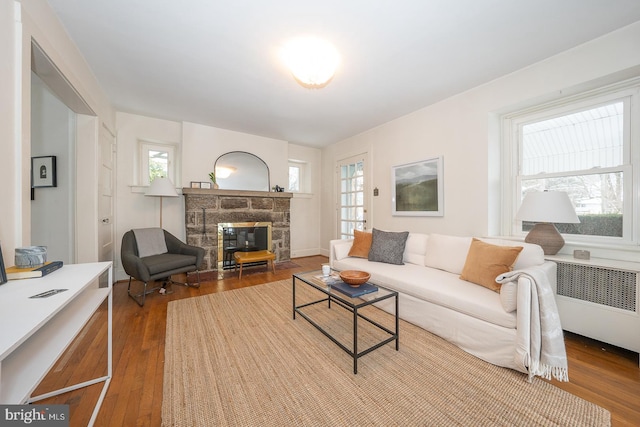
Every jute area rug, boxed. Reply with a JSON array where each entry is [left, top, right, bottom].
[[162, 280, 610, 426]]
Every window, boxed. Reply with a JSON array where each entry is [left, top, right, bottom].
[[288, 160, 308, 193], [139, 141, 179, 186], [288, 165, 300, 192], [503, 81, 639, 245]]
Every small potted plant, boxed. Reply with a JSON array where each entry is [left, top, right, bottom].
[[209, 172, 219, 189]]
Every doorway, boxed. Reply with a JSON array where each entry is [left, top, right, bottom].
[[337, 154, 368, 239]]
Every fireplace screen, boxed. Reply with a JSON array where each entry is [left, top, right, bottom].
[[217, 222, 272, 270]]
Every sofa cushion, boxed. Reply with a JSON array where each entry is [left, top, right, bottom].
[[348, 230, 372, 258], [479, 238, 544, 269], [143, 253, 197, 275], [368, 229, 409, 265], [403, 233, 429, 265], [333, 256, 516, 329], [424, 234, 472, 274], [333, 239, 352, 261], [459, 239, 523, 292]]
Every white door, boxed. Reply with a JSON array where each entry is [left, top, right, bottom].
[[98, 124, 116, 265], [337, 154, 367, 239]]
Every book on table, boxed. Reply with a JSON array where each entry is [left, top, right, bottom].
[[6, 261, 64, 280], [330, 281, 378, 298]]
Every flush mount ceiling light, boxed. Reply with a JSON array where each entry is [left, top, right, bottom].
[[281, 36, 340, 89]]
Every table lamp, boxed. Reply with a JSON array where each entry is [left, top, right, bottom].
[[515, 190, 580, 255], [146, 177, 179, 228]]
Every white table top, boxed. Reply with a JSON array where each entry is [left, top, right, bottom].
[[0, 262, 111, 361]]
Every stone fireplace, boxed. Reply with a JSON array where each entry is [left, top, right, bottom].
[[182, 188, 292, 277]]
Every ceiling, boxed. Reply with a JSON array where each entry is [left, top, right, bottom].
[[46, 0, 640, 148]]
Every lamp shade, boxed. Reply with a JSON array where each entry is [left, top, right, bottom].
[[516, 191, 579, 224], [146, 177, 179, 197]]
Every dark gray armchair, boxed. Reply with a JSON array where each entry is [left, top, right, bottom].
[[121, 229, 205, 306]]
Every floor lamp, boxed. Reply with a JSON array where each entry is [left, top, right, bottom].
[[516, 190, 580, 255], [146, 177, 179, 228]]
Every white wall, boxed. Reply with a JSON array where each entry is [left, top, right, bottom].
[[0, 1, 20, 264], [30, 73, 75, 263], [320, 21, 640, 259], [289, 143, 322, 258], [115, 113, 183, 278], [0, 1, 114, 267], [181, 121, 289, 189]]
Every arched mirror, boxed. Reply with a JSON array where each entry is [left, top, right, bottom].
[[214, 151, 270, 191]]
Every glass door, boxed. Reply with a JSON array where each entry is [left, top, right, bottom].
[[338, 155, 367, 239]]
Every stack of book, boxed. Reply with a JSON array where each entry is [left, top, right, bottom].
[[315, 273, 378, 298], [6, 261, 64, 280]]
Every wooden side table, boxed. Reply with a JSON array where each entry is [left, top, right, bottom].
[[234, 250, 276, 279]]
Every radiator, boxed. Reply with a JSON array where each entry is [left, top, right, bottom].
[[557, 263, 637, 312], [550, 257, 640, 354]]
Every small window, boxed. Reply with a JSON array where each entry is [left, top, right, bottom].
[[288, 160, 308, 193], [288, 165, 300, 192], [139, 141, 179, 186]]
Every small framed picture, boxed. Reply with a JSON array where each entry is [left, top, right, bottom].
[[200, 182, 212, 189], [190, 181, 201, 189], [32, 156, 57, 188], [0, 244, 7, 285]]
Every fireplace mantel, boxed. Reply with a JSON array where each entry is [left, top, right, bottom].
[[182, 188, 293, 199], [182, 188, 292, 275]]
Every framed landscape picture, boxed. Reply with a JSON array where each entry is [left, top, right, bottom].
[[392, 156, 443, 216]]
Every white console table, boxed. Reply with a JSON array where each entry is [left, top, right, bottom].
[[0, 262, 112, 426]]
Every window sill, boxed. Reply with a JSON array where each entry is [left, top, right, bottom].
[[129, 185, 182, 194], [292, 192, 313, 199]]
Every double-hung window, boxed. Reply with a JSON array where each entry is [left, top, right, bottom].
[[504, 80, 639, 246]]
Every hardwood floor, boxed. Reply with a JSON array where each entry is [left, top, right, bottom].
[[36, 255, 640, 426]]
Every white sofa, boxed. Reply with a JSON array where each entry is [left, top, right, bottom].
[[329, 232, 561, 378]]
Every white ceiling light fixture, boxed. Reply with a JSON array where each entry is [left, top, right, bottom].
[[282, 36, 340, 89]]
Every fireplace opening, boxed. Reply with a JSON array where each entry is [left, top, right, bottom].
[[217, 222, 273, 271]]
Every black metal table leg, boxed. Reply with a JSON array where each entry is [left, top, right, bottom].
[[395, 293, 399, 350], [292, 276, 296, 319], [353, 307, 358, 374]]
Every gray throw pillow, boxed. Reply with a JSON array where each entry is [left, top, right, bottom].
[[368, 228, 409, 265]]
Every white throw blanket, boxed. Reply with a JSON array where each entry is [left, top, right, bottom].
[[497, 269, 569, 382]]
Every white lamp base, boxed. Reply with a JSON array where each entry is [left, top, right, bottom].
[[525, 223, 565, 255]]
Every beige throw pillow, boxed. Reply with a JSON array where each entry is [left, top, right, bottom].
[[348, 230, 373, 258], [460, 238, 523, 292]]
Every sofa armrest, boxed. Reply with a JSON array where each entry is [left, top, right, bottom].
[[329, 238, 354, 268]]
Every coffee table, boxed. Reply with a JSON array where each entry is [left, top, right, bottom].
[[292, 269, 399, 374]]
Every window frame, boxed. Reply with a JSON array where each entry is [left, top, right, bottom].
[[138, 140, 180, 187], [288, 160, 309, 193], [501, 80, 640, 248]]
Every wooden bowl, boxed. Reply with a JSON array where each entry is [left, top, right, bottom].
[[339, 270, 371, 287]]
